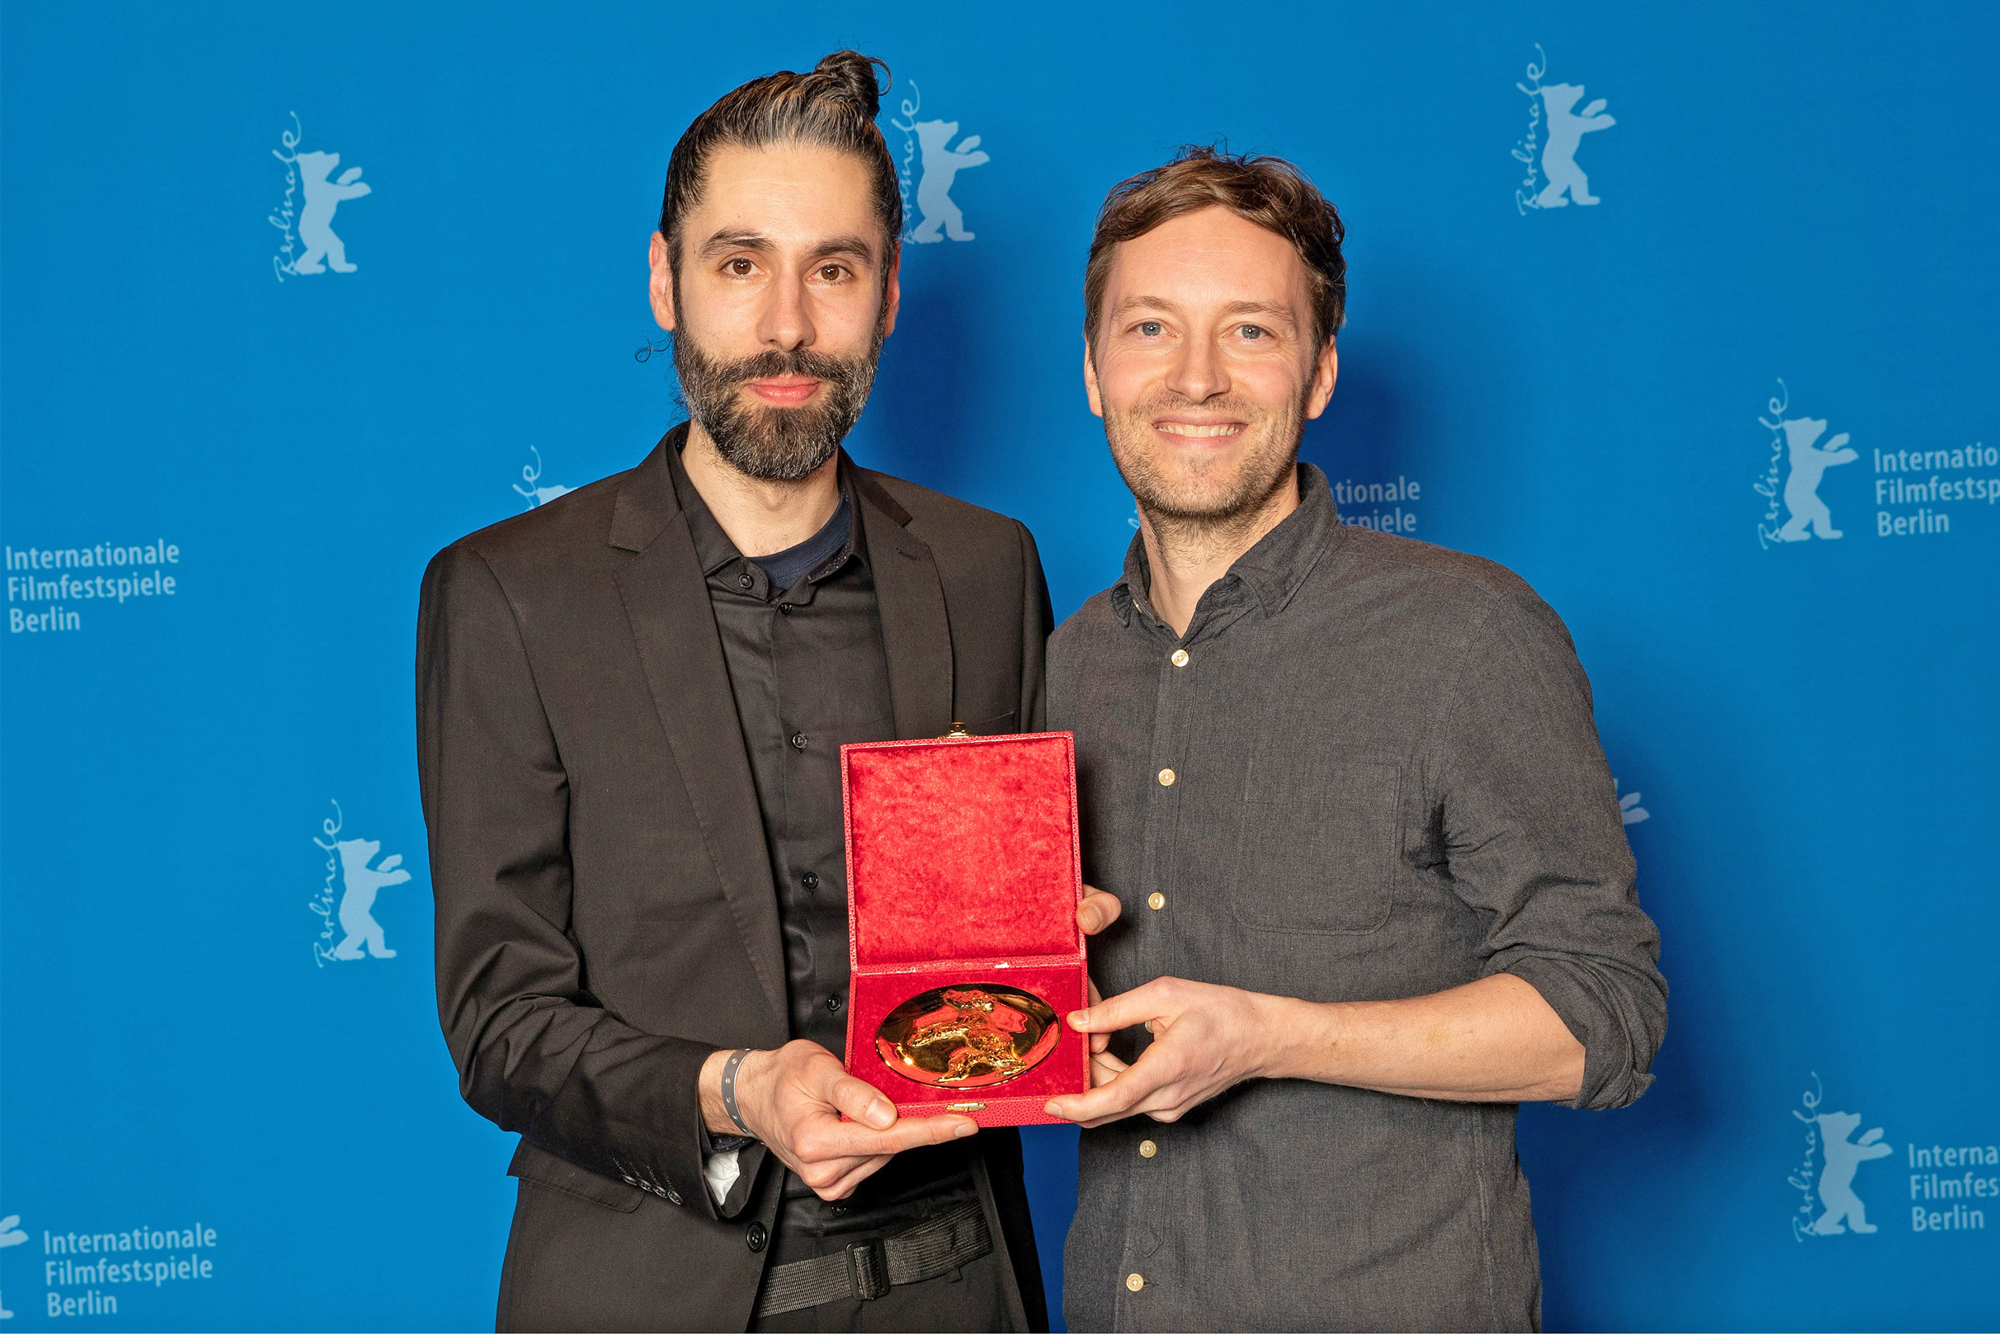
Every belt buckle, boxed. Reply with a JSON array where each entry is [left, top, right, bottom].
[[845, 1236, 890, 1301]]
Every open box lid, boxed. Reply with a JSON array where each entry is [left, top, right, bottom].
[[843, 731, 1083, 968]]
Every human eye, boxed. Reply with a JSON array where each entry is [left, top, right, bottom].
[[724, 256, 757, 277], [1238, 324, 1267, 340], [816, 263, 850, 283], [1134, 320, 1165, 338]]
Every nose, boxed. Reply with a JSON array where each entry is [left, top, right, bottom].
[[1164, 330, 1230, 403], [758, 264, 817, 352]]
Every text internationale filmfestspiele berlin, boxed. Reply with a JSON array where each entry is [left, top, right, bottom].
[[35, 1222, 220, 1319], [4, 540, 183, 635]]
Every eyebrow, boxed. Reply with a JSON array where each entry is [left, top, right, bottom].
[[696, 229, 879, 267]]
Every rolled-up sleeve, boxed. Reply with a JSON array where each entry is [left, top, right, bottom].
[[1430, 587, 1668, 1110]]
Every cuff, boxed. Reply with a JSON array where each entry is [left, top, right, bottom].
[[1494, 953, 1657, 1111], [696, 1123, 767, 1218]]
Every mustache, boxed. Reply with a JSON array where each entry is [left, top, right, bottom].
[[698, 345, 865, 390], [1126, 391, 1270, 420]]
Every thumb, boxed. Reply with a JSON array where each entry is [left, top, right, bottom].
[[827, 1072, 898, 1130], [1077, 887, 1122, 935]]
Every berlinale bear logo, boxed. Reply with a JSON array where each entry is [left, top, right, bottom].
[[514, 446, 574, 509], [1789, 1074, 1892, 1240], [1513, 47, 1616, 213], [309, 800, 411, 966], [886, 83, 989, 244], [0, 1212, 25, 1320], [270, 112, 373, 281], [1755, 381, 1859, 548]]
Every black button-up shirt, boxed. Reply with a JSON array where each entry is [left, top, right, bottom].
[[1048, 464, 1667, 1332], [668, 445, 978, 1237]]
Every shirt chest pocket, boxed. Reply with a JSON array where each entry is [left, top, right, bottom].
[[1228, 744, 1402, 935]]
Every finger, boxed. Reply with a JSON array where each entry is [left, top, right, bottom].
[[1044, 1050, 1171, 1124], [815, 1156, 893, 1201], [805, 1111, 977, 1161], [1090, 1049, 1129, 1087], [1087, 979, 1109, 1053], [1066, 980, 1171, 1034], [823, 1072, 898, 1131], [1077, 887, 1123, 935]]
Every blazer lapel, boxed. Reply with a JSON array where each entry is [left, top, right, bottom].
[[853, 464, 956, 739], [609, 442, 787, 1030]]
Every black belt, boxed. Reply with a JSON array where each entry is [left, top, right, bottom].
[[751, 1199, 992, 1318]]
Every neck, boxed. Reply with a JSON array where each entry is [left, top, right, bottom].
[[679, 421, 841, 557], [1137, 467, 1302, 636]]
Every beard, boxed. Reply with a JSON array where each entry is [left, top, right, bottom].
[[1104, 386, 1306, 528], [672, 323, 884, 482]]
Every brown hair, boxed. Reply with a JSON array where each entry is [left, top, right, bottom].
[[659, 51, 900, 273], [1083, 144, 1346, 350]]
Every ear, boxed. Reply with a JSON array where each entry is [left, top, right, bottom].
[[1302, 338, 1340, 419], [1082, 338, 1105, 420], [880, 243, 903, 339], [648, 231, 677, 333]]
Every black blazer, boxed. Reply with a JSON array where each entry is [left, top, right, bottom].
[[416, 431, 1053, 1332]]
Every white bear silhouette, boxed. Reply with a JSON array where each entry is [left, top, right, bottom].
[[1535, 84, 1615, 208], [1777, 416, 1858, 541], [331, 837, 409, 960], [910, 120, 988, 243], [292, 150, 371, 275], [0, 1212, 20, 1319], [1812, 1111, 1891, 1234]]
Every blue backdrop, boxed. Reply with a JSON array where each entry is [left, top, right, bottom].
[[3, 2, 1996, 1329]]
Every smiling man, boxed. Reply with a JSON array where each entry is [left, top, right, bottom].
[[418, 53, 1051, 1332], [1044, 147, 1668, 1330]]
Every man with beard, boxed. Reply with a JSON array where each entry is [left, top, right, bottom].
[[1042, 147, 1668, 1330], [417, 53, 1051, 1332]]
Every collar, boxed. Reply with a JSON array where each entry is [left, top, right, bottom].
[[1111, 462, 1344, 627], [662, 422, 868, 580]]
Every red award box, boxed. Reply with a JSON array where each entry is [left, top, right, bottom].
[[840, 730, 1087, 1127]]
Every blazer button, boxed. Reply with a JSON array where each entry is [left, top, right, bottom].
[[666, 1188, 683, 1206], [745, 1221, 768, 1252]]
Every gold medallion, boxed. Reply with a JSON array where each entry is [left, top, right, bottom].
[[875, 985, 1061, 1088]]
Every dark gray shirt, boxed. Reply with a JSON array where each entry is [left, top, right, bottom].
[[669, 446, 982, 1240], [1048, 464, 1667, 1332]]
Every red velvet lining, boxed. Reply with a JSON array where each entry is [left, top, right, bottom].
[[845, 962, 1086, 1121], [843, 733, 1082, 965]]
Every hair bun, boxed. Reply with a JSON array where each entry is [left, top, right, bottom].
[[813, 50, 887, 120]]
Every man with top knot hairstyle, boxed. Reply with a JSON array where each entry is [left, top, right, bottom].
[[418, 53, 1052, 1332]]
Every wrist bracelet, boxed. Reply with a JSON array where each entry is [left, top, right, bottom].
[[720, 1048, 755, 1137]]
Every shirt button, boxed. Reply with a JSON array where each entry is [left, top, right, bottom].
[[791, 733, 809, 750], [737, 572, 754, 590], [778, 602, 794, 615], [1126, 1273, 1145, 1293], [1170, 649, 1189, 667], [1157, 768, 1176, 787], [1138, 1139, 1158, 1158], [801, 871, 820, 890], [825, 994, 843, 1012], [667, 1188, 683, 1206], [1147, 892, 1165, 911], [745, 1221, 768, 1252]]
